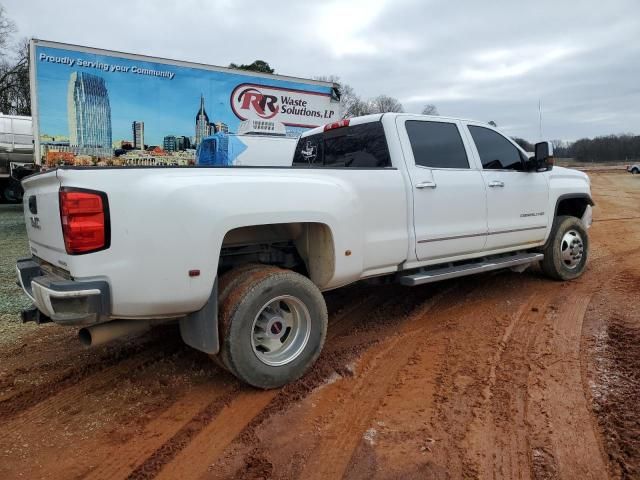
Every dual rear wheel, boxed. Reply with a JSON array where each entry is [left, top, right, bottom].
[[214, 265, 327, 389]]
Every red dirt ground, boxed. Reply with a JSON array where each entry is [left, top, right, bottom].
[[0, 171, 638, 479]]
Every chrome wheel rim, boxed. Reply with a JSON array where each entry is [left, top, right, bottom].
[[251, 295, 311, 366], [560, 229, 584, 269]]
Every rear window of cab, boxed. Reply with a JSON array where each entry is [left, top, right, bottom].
[[292, 122, 391, 168]]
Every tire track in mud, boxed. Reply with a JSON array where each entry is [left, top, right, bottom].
[[0, 335, 181, 420], [593, 215, 640, 223], [298, 285, 459, 480], [528, 294, 608, 480], [121, 289, 393, 480], [461, 288, 554, 479], [153, 389, 276, 480], [84, 381, 235, 480], [120, 386, 240, 480], [1, 347, 175, 436], [460, 285, 608, 480]]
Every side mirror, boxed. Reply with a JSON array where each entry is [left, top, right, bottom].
[[533, 141, 554, 171]]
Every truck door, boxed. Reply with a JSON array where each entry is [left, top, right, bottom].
[[463, 123, 549, 250], [396, 117, 488, 261]]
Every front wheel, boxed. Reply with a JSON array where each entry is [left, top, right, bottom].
[[217, 266, 327, 389], [540, 215, 589, 281]]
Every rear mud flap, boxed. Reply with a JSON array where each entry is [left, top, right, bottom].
[[179, 278, 219, 354]]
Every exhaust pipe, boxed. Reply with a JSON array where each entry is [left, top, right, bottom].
[[79, 320, 151, 347]]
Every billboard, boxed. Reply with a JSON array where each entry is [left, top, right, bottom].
[[29, 39, 341, 167]]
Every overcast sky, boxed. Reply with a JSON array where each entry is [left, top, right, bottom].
[[6, 0, 640, 141]]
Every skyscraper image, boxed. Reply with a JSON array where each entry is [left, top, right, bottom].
[[214, 122, 229, 134], [195, 94, 209, 147], [133, 121, 145, 150], [67, 72, 112, 148]]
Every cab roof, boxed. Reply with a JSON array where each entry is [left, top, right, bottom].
[[301, 113, 485, 138]]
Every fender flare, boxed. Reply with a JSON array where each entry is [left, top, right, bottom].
[[541, 193, 594, 249], [553, 193, 594, 219]]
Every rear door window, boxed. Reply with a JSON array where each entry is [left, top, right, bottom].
[[406, 121, 469, 169], [293, 122, 391, 168]]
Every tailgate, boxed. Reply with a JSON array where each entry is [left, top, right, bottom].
[[21, 170, 68, 266]]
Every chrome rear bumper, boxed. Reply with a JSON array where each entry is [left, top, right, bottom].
[[16, 258, 111, 325]]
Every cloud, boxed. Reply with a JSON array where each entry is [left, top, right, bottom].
[[461, 45, 578, 82], [5, 0, 640, 141], [312, 0, 389, 56]]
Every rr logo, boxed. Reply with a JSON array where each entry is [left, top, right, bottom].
[[237, 88, 279, 119]]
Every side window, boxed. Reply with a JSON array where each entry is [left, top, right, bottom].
[[406, 121, 469, 169], [292, 122, 391, 168], [468, 125, 524, 170]]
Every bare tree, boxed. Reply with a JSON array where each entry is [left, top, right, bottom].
[[512, 137, 534, 151], [0, 38, 29, 115], [421, 104, 439, 115], [369, 95, 404, 114], [314, 75, 373, 119], [0, 6, 29, 115], [315, 76, 404, 118], [0, 5, 16, 54], [346, 99, 373, 117]]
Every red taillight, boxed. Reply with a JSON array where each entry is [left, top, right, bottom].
[[59, 188, 109, 254], [324, 119, 350, 131]]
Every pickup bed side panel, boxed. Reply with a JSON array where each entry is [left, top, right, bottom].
[[53, 167, 407, 318]]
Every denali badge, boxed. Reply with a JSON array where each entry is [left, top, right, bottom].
[[30, 216, 41, 229]]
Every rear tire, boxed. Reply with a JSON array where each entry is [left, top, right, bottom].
[[217, 266, 327, 389], [540, 215, 589, 281], [632, 168, 639, 174], [211, 264, 273, 370]]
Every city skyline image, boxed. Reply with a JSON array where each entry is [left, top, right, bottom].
[[67, 71, 112, 149], [35, 45, 331, 152]]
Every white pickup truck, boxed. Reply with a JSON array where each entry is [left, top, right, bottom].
[[17, 113, 593, 388]]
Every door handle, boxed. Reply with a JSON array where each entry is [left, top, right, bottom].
[[415, 181, 437, 189], [488, 180, 504, 188]]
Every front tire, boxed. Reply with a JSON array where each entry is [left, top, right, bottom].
[[540, 215, 589, 281], [217, 267, 327, 389]]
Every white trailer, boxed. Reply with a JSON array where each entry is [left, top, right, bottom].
[[0, 113, 36, 202]]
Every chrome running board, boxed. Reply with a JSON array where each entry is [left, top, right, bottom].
[[399, 252, 544, 286]]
